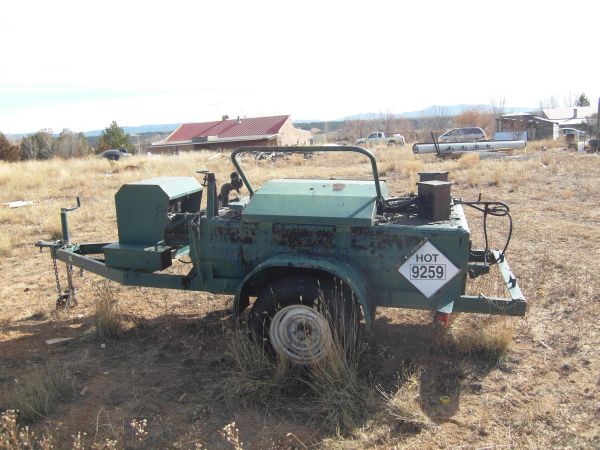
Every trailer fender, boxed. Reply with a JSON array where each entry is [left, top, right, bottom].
[[232, 255, 376, 329]]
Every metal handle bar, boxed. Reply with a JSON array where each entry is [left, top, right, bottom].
[[61, 196, 81, 213], [230, 146, 384, 205]]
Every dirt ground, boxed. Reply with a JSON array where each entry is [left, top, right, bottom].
[[0, 145, 599, 448]]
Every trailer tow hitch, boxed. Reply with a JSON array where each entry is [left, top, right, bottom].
[[35, 196, 81, 307]]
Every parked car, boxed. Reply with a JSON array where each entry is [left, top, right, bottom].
[[559, 128, 586, 139], [355, 132, 405, 146], [100, 148, 131, 161], [438, 127, 486, 143]]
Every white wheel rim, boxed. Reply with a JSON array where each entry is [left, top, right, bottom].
[[269, 304, 333, 364]]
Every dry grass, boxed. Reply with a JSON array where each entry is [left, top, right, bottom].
[[321, 374, 431, 449], [0, 233, 12, 257], [208, 284, 372, 434], [92, 282, 122, 339], [457, 152, 480, 169], [211, 289, 429, 440], [11, 365, 73, 423], [445, 315, 515, 360], [1, 142, 599, 448], [212, 320, 430, 442], [211, 325, 372, 434], [0, 410, 53, 449]]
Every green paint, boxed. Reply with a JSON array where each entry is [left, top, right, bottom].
[[46, 146, 526, 332]]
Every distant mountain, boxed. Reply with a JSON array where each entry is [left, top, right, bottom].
[[338, 104, 535, 121], [6, 124, 180, 141], [83, 123, 180, 137]]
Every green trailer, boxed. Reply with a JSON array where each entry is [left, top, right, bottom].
[[37, 146, 525, 363]]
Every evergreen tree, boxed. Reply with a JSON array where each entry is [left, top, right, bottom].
[[97, 121, 134, 153], [576, 93, 590, 107]]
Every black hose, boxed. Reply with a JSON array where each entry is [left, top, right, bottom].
[[454, 197, 513, 265], [382, 196, 418, 213]]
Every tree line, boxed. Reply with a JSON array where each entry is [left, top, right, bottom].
[[339, 109, 498, 143], [0, 121, 134, 162]]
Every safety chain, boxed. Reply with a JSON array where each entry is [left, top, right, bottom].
[[51, 244, 78, 308], [51, 247, 62, 295]]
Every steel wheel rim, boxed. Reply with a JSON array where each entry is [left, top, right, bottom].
[[269, 304, 332, 364]]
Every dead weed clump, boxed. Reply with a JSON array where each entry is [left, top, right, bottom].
[[212, 307, 429, 440], [298, 332, 373, 433], [444, 315, 515, 360], [0, 409, 53, 449], [210, 324, 373, 435], [10, 365, 74, 423], [92, 282, 122, 339], [214, 328, 289, 402], [379, 375, 430, 434], [320, 374, 431, 448]]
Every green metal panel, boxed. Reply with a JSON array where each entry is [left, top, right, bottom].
[[241, 179, 389, 226], [192, 204, 470, 316], [103, 242, 172, 272], [115, 177, 202, 245], [128, 177, 203, 200], [56, 246, 195, 290]]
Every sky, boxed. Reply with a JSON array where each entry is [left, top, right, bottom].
[[1, 0, 598, 134]]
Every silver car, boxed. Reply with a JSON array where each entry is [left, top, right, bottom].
[[438, 127, 486, 143]]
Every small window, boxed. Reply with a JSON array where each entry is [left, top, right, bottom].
[[448, 129, 460, 136]]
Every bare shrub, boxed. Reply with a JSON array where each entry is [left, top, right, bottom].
[[0, 132, 20, 162], [453, 109, 495, 135]]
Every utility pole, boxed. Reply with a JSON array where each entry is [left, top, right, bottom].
[[596, 97, 599, 138]]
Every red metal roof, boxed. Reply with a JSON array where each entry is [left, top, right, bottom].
[[167, 115, 289, 142]]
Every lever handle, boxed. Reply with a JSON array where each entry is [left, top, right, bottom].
[[61, 196, 81, 213]]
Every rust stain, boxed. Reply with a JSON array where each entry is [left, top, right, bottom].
[[273, 224, 335, 249]]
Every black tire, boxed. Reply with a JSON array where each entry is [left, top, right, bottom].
[[387, 140, 396, 146], [249, 275, 358, 362]]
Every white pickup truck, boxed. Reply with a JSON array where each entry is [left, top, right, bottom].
[[355, 132, 405, 146]]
